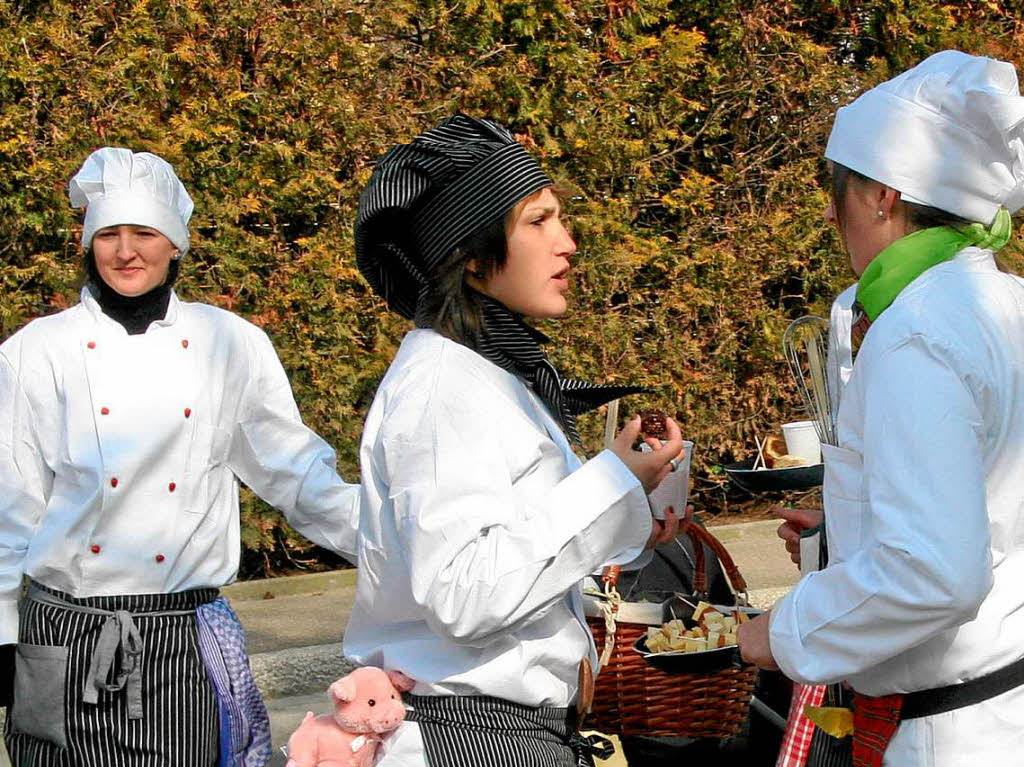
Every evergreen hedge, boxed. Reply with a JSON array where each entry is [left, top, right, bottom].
[[2, 0, 1022, 574]]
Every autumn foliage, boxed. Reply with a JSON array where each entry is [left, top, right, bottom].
[[2, 0, 1022, 574]]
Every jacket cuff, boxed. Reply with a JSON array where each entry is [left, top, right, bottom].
[[546, 450, 651, 567]]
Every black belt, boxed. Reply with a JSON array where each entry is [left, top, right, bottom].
[[901, 654, 1024, 720]]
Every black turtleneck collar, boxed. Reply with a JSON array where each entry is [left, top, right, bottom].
[[86, 256, 176, 335]]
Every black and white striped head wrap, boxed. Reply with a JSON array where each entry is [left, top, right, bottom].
[[355, 114, 644, 446], [355, 114, 553, 321]]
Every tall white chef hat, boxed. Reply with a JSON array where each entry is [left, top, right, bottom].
[[825, 50, 1024, 225], [69, 148, 194, 257]]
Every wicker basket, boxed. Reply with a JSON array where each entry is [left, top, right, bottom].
[[583, 523, 757, 739]]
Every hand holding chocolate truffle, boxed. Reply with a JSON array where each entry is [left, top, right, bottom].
[[639, 410, 669, 440], [610, 414, 684, 494]]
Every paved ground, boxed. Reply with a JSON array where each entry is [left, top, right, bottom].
[[0, 518, 798, 767], [227, 570, 358, 655], [704, 518, 799, 600]]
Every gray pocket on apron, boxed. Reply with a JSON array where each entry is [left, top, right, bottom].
[[11, 643, 69, 748]]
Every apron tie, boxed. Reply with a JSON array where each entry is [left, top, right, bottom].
[[26, 582, 195, 722], [82, 609, 146, 719]]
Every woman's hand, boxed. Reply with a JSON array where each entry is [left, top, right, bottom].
[[776, 507, 825, 567], [645, 504, 694, 549], [611, 415, 684, 494], [737, 610, 778, 671]]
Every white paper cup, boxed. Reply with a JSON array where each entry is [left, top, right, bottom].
[[781, 421, 821, 464], [641, 440, 694, 520]]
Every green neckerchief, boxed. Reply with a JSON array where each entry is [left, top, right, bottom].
[[855, 207, 1013, 321]]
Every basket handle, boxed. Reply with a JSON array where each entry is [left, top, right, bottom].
[[687, 521, 748, 598]]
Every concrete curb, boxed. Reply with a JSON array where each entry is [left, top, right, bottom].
[[250, 643, 356, 700]]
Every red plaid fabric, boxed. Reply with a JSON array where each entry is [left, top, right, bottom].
[[852, 692, 904, 767], [776, 683, 827, 767]]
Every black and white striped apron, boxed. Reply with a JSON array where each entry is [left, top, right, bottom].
[[807, 684, 853, 767], [405, 694, 613, 767], [5, 582, 219, 766]]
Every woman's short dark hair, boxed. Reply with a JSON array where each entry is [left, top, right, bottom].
[[830, 163, 971, 232], [415, 186, 563, 349], [414, 213, 507, 349]]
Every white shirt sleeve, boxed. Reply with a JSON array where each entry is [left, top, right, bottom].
[[379, 386, 651, 647], [769, 334, 992, 685], [0, 352, 53, 643], [226, 328, 360, 562]]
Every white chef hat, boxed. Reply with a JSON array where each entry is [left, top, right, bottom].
[[825, 50, 1024, 225], [69, 147, 194, 257]]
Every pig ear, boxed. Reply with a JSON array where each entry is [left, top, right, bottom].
[[329, 677, 357, 703], [386, 669, 416, 692]]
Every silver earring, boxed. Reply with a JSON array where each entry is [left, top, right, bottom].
[[877, 211, 884, 218]]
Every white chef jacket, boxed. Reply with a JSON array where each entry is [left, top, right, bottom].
[[770, 248, 1024, 765], [343, 329, 651, 765], [0, 286, 360, 644]]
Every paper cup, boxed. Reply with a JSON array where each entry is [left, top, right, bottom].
[[781, 421, 821, 465], [642, 440, 694, 520]]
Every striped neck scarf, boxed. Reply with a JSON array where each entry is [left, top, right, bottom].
[[476, 296, 644, 447]]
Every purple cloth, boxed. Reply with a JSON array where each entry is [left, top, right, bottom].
[[196, 597, 272, 767]]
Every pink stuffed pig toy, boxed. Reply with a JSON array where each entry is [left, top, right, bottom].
[[285, 666, 415, 767]]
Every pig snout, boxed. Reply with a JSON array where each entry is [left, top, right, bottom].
[[369, 703, 406, 733]]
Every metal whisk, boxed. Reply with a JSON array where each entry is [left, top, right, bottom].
[[784, 315, 849, 717], [782, 315, 836, 447]]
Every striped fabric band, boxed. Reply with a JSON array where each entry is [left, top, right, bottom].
[[412, 141, 552, 271], [477, 296, 645, 446], [405, 694, 613, 767]]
